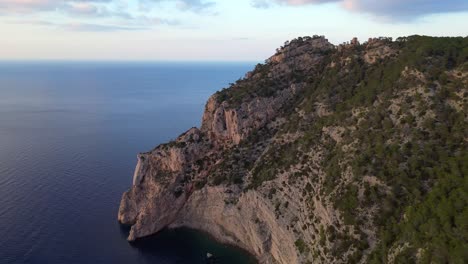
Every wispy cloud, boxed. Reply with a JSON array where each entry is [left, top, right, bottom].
[[0, 0, 210, 31], [175, 0, 215, 12], [252, 0, 468, 21], [251, 0, 272, 9], [139, 0, 216, 14], [0, 0, 113, 13], [64, 22, 146, 31], [13, 21, 145, 32], [8, 16, 179, 31]]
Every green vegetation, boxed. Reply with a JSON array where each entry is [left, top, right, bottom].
[[215, 63, 278, 105], [164, 140, 187, 149], [369, 154, 468, 264], [295, 238, 309, 254], [206, 35, 467, 262]]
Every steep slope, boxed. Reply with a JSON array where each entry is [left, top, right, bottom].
[[119, 35, 468, 264]]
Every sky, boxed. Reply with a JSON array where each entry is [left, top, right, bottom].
[[1, 0, 467, 61]]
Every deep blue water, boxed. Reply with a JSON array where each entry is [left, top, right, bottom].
[[0, 62, 257, 264]]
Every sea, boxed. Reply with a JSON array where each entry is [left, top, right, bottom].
[[0, 61, 258, 264]]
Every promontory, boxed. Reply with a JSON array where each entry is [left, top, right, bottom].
[[119, 35, 468, 264]]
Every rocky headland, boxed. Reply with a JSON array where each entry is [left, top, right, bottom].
[[119, 35, 467, 263]]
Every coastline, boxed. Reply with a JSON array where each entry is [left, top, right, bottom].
[[125, 226, 258, 263]]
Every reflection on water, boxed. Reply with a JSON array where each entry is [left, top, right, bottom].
[[0, 61, 257, 264], [124, 227, 257, 264]]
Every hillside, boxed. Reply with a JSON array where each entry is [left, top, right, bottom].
[[118, 35, 468, 264]]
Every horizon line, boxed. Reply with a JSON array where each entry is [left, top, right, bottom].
[[0, 59, 261, 64]]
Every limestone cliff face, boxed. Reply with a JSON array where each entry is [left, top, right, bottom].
[[201, 83, 304, 146], [119, 35, 467, 264], [170, 188, 298, 264], [118, 83, 306, 261], [118, 36, 333, 263]]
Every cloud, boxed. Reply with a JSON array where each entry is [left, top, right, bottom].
[[8, 14, 180, 32], [64, 2, 102, 16], [0, 0, 113, 13], [343, 0, 468, 20], [252, 0, 468, 21], [138, 0, 215, 13], [63, 22, 146, 31], [0, 0, 190, 31], [0, 0, 122, 17], [251, 0, 272, 9], [252, 0, 336, 8], [232, 37, 250, 41], [8, 18, 166, 31], [177, 0, 215, 12]]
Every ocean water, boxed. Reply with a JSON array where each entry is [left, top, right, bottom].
[[0, 61, 258, 264]]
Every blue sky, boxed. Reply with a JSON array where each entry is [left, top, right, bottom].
[[1, 0, 467, 61]]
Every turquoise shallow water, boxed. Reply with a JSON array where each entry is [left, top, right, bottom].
[[0, 61, 257, 264]]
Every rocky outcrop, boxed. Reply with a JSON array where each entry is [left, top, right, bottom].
[[268, 36, 333, 64], [201, 83, 305, 146], [363, 37, 397, 64]]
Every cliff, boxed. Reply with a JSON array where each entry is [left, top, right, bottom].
[[119, 35, 468, 263]]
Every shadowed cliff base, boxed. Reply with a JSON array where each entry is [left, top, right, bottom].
[[120, 226, 257, 264]]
